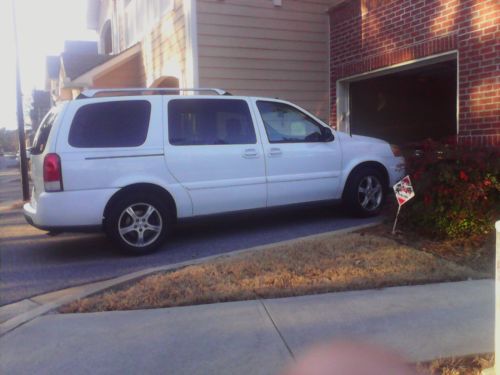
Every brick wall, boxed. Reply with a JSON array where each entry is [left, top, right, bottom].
[[329, 0, 499, 146]]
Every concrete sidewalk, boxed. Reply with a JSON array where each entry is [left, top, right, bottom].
[[0, 280, 493, 375]]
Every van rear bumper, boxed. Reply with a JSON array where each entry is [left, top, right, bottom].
[[23, 212, 102, 233], [23, 188, 118, 231]]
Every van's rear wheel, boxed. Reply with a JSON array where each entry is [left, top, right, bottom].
[[343, 167, 386, 217], [106, 194, 170, 255]]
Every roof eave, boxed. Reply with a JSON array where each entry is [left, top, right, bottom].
[[72, 43, 142, 86]]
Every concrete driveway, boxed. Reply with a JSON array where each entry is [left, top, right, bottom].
[[0, 170, 379, 306]]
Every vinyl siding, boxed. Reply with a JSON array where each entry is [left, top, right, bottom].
[[197, 0, 332, 122], [141, 1, 187, 87], [96, 0, 188, 88], [93, 54, 145, 88]]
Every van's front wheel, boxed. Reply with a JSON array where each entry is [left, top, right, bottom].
[[343, 167, 386, 217], [106, 194, 170, 255]]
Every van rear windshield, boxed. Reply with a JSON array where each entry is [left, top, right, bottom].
[[31, 110, 57, 155]]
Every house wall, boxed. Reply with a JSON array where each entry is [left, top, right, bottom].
[[196, 0, 332, 122], [96, 0, 115, 53], [94, 0, 188, 88], [329, 0, 499, 146], [93, 54, 146, 87], [141, 0, 188, 87]]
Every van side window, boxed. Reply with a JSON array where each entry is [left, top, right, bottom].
[[31, 110, 57, 155], [168, 99, 256, 145], [257, 101, 325, 143], [68, 101, 150, 148]]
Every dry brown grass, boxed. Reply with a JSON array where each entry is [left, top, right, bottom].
[[61, 232, 485, 313], [10, 200, 24, 210], [0, 200, 24, 213], [416, 353, 494, 374], [361, 224, 496, 276]]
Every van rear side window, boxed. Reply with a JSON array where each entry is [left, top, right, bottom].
[[68, 101, 150, 148], [168, 99, 256, 145], [31, 110, 57, 155]]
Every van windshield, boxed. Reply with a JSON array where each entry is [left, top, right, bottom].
[[31, 108, 58, 155]]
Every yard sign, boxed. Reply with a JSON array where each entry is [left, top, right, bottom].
[[393, 175, 415, 206], [392, 175, 415, 234]]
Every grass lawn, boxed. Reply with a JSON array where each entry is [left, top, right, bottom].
[[60, 229, 486, 313], [364, 223, 496, 276], [415, 353, 494, 374]]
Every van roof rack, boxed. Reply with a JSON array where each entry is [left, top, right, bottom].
[[77, 88, 231, 99]]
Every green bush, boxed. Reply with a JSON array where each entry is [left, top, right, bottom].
[[400, 140, 500, 239]]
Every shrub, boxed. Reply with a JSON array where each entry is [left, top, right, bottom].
[[400, 139, 500, 239]]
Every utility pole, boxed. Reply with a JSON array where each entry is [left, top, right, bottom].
[[12, 0, 30, 201]]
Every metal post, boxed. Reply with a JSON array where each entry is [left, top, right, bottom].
[[495, 221, 500, 372], [12, 0, 30, 201], [483, 220, 500, 375], [392, 205, 401, 235]]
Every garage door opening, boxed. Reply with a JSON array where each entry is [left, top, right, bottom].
[[343, 58, 457, 145]]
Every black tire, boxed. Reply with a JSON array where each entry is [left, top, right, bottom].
[[343, 167, 386, 217], [105, 192, 172, 255]]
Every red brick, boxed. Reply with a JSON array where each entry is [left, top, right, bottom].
[[329, 0, 499, 142]]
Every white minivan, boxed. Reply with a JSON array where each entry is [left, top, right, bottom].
[[24, 88, 404, 254]]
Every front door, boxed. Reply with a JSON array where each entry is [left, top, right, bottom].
[[254, 100, 342, 207], [164, 98, 267, 216]]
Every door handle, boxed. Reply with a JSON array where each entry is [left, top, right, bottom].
[[243, 149, 259, 158], [269, 147, 282, 156]]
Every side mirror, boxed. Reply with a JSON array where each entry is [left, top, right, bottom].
[[321, 127, 335, 142]]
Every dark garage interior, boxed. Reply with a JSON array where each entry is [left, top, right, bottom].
[[349, 60, 457, 145]]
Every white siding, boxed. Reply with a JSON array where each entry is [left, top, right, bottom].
[[141, 1, 188, 87], [94, 0, 188, 88]]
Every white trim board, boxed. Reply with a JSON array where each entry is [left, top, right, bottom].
[[337, 50, 458, 84]]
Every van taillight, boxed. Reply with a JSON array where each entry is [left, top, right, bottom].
[[43, 153, 63, 192]]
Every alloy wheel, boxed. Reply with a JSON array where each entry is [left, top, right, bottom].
[[357, 176, 383, 211], [118, 203, 163, 248]]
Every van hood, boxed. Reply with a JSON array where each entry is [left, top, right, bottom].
[[335, 131, 388, 145]]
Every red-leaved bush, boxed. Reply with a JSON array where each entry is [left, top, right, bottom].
[[400, 139, 500, 239]]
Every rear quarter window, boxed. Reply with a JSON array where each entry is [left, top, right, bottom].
[[31, 110, 58, 155], [68, 100, 151, 148]]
